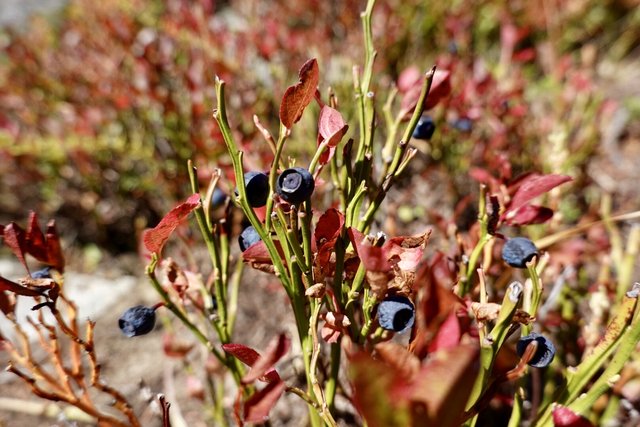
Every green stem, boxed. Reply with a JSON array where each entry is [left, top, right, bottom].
[[324, 343, 341, 412], [466, 281, 523, 412], [265, 124, 289, 231], [226, 256, 244, 337], [188, 162, 229, 341], [534, 284, 640, 426]]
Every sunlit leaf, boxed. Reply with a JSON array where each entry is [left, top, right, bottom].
[[279, 58, 319, 128], [142, 193, 201, 254], [506, 173, 572, 215]]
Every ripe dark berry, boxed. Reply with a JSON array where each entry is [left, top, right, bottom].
[[516, 333, 556, 368], [210, 188, 227, 209], [377, 295, 415, 333], [276, 167, 315, 205], [237, 171, 269, 208], [118, 305, 156, 337], [412, 115, 436, 140], [239, 226, 262, 251], [31, 267, 52, 279], [452, 117, 472, 132], [502, 237, 538, 268]]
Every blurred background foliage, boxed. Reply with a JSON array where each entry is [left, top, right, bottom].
[[0, 0, 639, 253]]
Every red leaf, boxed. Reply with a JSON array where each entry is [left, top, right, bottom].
[[407, 343, 479, 427], [348, 228, 392, 272], [427, 310, 464, 352], [315, 209, 345, 275], [25, 212, 47, 263], [242, 334, 290, 384], [241, 240, 286, 266], [505, 205, 554, 226], [44, 220, 65, 271], [374, 342, 420, 380], [348, 228, 430, 273], [279, 58, 319, 128], [506, 174, 572, 215], [222, 343, 261, 366], [397, 66, 421, 93], [424, 69, 452, 110], [552, 406, 594, 427], [243, 380, 286, 424], [314, 208, 344, 248], [0, 276, 43, 297], [350, 353, 412, 427], [386, 231, 431, 272], [2, 223, 28, 272], [222, 343, 281, 383], [468, 167, 498, 187], [316, 105, 348, 166], [143, 194, 201, 254], [400, 69, 451, 113], [318, 106, 348, 147]]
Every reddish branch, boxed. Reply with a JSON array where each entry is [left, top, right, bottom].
[[3, 292, 141, 427]]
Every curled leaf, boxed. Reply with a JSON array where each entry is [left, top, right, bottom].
[[317, 105, 348, 165], [279, 58, 319, 128], [2, 223, 28, 272], [143, 194, 201, 254], [318, 106, 348, 147]]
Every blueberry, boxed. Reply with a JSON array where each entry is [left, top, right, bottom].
[[377, 295, 415, 333], [236, 171, 269, 208], [31, 267, 52, 279], [502, 237, 539, 268], [452, 117, 472, 132], [412, 115, 436, 140], [276, 167, 315, 205], [239, 226, 262, 252], [118, 305, 156, 337], [516, 333, 556, 368], [210, 188, 227, 209]]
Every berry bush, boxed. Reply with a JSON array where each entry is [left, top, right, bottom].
[[1, 0, 640, 426]]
